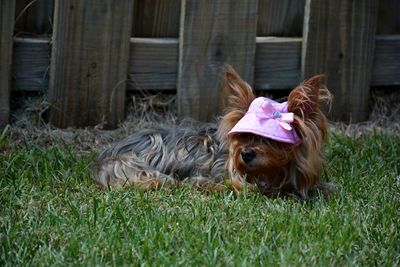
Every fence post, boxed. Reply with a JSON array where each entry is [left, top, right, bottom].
[[0, 0, 15, 128], [177, 0, 258, 121], [48, 0, 134, 128], [302, 0, 379, 122]]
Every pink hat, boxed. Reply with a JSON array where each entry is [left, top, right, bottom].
[[228, 97, 301, 144]]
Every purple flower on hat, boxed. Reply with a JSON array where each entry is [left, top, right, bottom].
[[256, 101, 295, 131]]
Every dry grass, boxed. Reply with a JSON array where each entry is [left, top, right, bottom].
[[4, 89, 400, 154], [332, 88, 400, 135], [6, 93, 177, 153]]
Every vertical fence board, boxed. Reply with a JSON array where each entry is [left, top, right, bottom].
[[178, 0, 258, 121], [257, 0, 305, 37], [133, 0, 180, 37], [0, 0, 16, 128], [302, 0, 379, 122], [48, 0, 134, 128]]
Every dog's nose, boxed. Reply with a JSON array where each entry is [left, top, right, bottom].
[[241, 149, 256, 163]]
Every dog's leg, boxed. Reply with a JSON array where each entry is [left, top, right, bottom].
[[314, 182, 337, 199], [94, 157, 176, 190], [184, 176, 228, 192], [225, 179, 255, 193], [186, 176, 255, 194]]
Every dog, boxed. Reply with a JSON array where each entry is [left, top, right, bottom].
[[94, 66, 333, 199]]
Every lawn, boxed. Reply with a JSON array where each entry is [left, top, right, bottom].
[[1, 131, 399, 266]]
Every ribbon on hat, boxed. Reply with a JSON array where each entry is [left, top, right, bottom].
[[256, 102, 294, 131]]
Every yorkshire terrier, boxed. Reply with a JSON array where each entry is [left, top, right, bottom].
[[94, 66, 333, 199]]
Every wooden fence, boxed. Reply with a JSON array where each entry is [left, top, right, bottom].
[[1, 0, 399, 128]]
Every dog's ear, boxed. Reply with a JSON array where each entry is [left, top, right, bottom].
[[224, 65, 255, 113], [218, 66, 255, 139], [287, 75, 326, 119]]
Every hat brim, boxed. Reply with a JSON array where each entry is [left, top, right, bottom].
[[228, 113, 301, 144]]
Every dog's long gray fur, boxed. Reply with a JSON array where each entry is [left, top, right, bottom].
[[95, 122, 229, 188]]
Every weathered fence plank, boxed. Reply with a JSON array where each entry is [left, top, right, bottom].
[[0, 0, 16, 128], [128, 38, 178, 90], [372, 35, 400, 86], [178, 0, 258, 121], [302, 0, 379, 122], [13, 36, 400, 93], [133, 0, 180, 37], [48, 0, 134, 128], [12, 37, 50, 91], [257, 0, 305, 37], [255, 37, 302, 89]]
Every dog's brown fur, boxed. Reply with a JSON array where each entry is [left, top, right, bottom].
[[94, 66, 333, 199]]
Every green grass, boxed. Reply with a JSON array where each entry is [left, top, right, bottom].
[[1, 132, 399, 266]]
